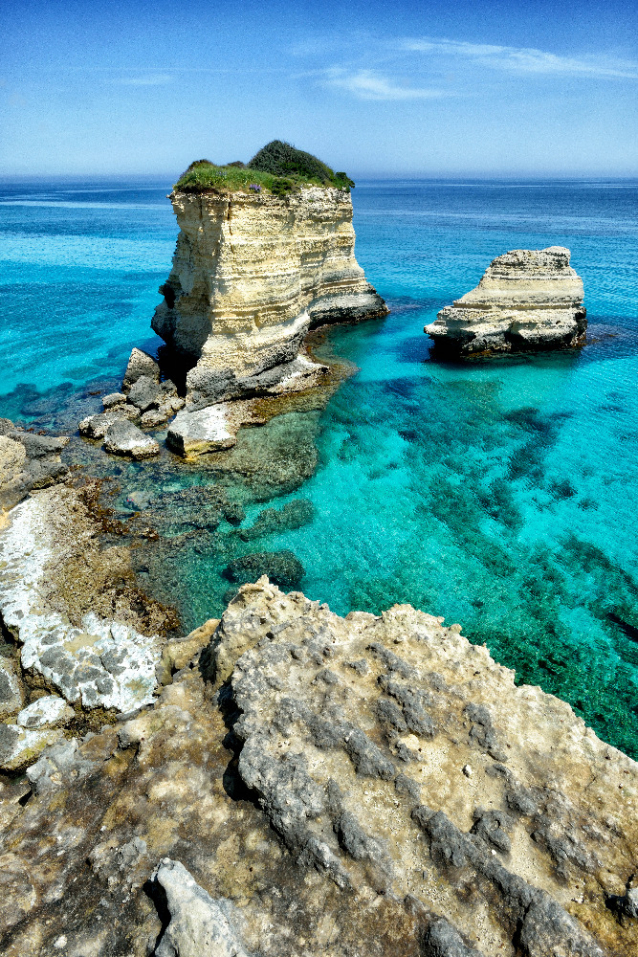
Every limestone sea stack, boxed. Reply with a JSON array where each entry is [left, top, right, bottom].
[[425, 246, 586, 358], [152, 143, 388, 404]]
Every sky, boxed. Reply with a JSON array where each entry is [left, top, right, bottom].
[[2, 0, 637, 177]]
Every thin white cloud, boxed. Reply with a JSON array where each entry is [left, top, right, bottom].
[[112, 74, 174, 86], [402, 38, 638, 80], [323, 68, 451, 101]]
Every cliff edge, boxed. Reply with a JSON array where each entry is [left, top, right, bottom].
[[425, 246, 586, 358], [1, 578, 636, 955]]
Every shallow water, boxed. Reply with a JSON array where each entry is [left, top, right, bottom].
[[2, 176, 638, 756]]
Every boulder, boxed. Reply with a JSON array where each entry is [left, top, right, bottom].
[[122, 348, 160, 393], [127, 375, 162, 412], [167, 405, 239, 457], [425, 247, 586, 357], [104, 419, 160, 459], [102, 392, 127, 409], [151, 859, 250, 957], [79, 407, 137, 440]]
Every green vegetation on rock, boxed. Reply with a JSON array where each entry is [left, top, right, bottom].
[[174, 141, 354, 195]]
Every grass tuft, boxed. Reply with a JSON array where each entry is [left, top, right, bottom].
[[174, 140, 354, 196]]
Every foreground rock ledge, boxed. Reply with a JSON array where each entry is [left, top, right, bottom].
[[1, 579, 636, 956], [425, 246, 587, 357]]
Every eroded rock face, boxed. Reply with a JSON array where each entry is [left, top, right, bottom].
[[425, 247, 586, 357], [1, 581, 636, 956], [152, 188, 388, 404], [0, 486, 168, 712], [0, 419, 68, 510]]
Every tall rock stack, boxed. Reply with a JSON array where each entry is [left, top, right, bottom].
[[152, 186, 387, 404], [425, 246, 586, 357]]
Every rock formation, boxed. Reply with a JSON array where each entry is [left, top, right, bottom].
[[425, 247, 586, 357], [1, 578, 636, 956], [152, 186, 387, 405], [0, 484, 176, 755], [0, 418, 68, 510]]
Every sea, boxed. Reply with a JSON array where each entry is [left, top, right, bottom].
[[1, 176, 638, 757]]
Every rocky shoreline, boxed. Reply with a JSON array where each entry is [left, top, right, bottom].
[[1, 577, 637, 955]]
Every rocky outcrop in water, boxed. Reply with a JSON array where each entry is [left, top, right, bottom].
[[425, 247, 586, 357], [0, 418, 68, 510], [152, 187, 387, 405], [1, 579, 636, 956]]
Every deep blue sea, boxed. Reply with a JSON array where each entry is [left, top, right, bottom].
[[2, 176, 638, 756]]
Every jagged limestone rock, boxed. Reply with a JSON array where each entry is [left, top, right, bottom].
[[1, 581, 636, 956], [0, 487, 166, 713], [425, 247, 586, 357], [151, 858, 250, 957], [0, 659, 23, 717], [0, 724, 63, 773], [152, 187, 387, 403], [16, 695, 74, 730]]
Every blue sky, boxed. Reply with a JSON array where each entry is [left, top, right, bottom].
[[2, 0, 637, 177]]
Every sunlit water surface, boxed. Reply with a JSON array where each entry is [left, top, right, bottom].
[[2, 176, 637, 756]]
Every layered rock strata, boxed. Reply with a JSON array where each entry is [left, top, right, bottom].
[[425, 247, 586, 357], [152, 187, 388, 405], [1, 579, 636, 956]]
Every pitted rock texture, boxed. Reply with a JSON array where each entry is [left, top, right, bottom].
[[425, 247, 586, 357], [0, 418, 68, 510], [0, 486, 167, 712], [209, 580, 638, 956], [152, 187, 388, 403], [0, 582, 636, 957]]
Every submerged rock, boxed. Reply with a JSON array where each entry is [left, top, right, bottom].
[[152, 182, 388, 404], [425, 246, 586, 357], [238, 498, 314, 541], [223, 550, 304, 588]]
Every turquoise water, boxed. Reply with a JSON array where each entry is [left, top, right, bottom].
[[2, 177, 638, 756]]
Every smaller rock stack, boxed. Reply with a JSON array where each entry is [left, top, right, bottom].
[[425, 246, 586, 358]]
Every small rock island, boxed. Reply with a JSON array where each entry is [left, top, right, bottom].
[[80, 142, 388, 460], [154, 141, 387, 405], [425, 246, 586, 357]]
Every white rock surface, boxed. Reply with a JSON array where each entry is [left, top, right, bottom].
[[0, 723, 63, 773], [104, 419, 160, 459], [152, 858, 249, 957], [0, 489, 163, 712], [425, 246, 586, 357], [16, 695, 74, 729]]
